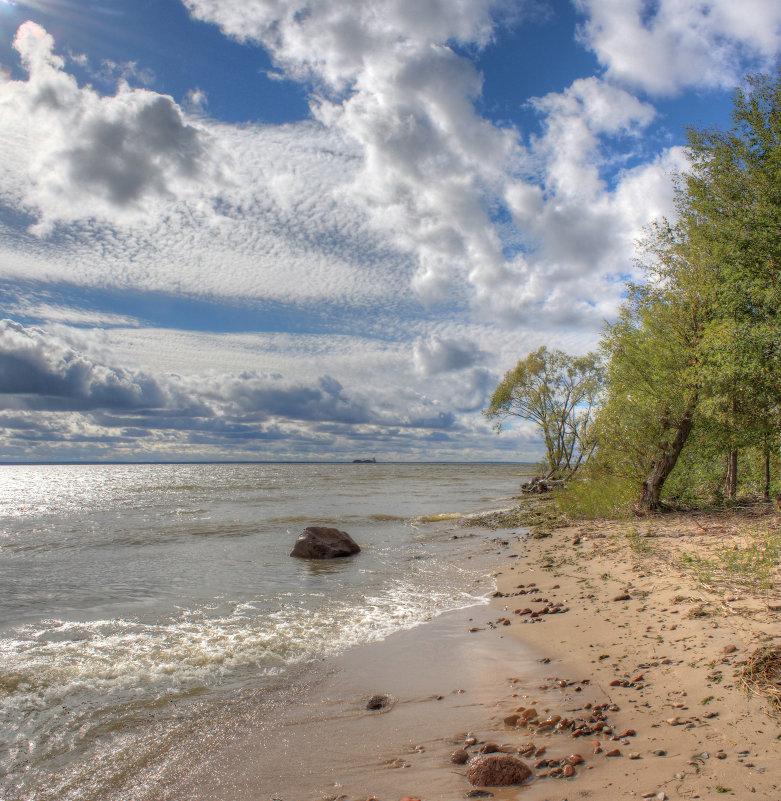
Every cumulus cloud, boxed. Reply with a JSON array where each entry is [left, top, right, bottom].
[[576, 0, 781, 95], [177, 0, 692, 330], [0, 21, 220, 230], [182, 0, 517, 306], [414, 335, 485, 375]]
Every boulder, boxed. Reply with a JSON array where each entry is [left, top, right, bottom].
[[290, 526, 361, 559], [466, 754, 532, 786]]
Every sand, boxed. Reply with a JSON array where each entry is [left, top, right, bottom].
[[158, 509, 781, 801]]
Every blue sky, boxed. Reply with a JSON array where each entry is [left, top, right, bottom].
[[0, 0, 778, 462]]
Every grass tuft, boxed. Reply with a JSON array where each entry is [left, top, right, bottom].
[[740, 645, 781, 717]]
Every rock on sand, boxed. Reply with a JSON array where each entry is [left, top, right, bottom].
[[466, 753, 532, 786]]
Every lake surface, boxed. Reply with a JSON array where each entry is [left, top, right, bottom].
[[0, 462, 531, 800]]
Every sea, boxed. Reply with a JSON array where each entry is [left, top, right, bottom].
[[0, 462, 532, 800]]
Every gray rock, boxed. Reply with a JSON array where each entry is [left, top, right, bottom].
[[290, 526, 361, 559]]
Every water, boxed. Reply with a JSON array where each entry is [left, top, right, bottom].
[[0, 462, 530, 800]]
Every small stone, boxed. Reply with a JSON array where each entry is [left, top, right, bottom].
[[723, 644, 737, 654], [503, 714, 521, 727], [652, 749, 667, 756], [366, 693, 393, 711], [451, 749, 470, 765], [567, 754, 584, 765], [562, 764, 575, 777], [606, 749, 622, 757], [466, 792, 494, 799], [480, 742, 501, 754], [629, 753, 641, 760], [613, 592, 631, 601]]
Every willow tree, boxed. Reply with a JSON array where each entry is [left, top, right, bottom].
[[484, 347, 603, 478], [595, 222, 706, 510]]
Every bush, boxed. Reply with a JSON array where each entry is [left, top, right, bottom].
[[556, 470, 636, 520]]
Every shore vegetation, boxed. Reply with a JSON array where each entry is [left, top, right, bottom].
[[488, 68, 781, 514]]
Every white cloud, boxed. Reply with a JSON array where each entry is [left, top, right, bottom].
[[576, 0, 781, 95], [0, 22, 221, 232]]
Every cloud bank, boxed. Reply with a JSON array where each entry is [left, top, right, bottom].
[[0, 1, 778, 460]]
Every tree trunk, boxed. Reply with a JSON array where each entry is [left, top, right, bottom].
[[640, 393, 698, 511], [764, 434, 771, 501], [723, 449, 738, 501]]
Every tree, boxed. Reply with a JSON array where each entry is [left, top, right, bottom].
[[484, 347, 603, 478], [594, 222, 705, 510], [679, 69, 781, 499], [593, 69, 781, 510]]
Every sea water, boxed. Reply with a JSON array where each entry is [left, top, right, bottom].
[[0, 462, 531, 800]]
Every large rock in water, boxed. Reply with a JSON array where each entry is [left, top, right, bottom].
[[466, 754, 532, 786], [290, 526, 361, 559]]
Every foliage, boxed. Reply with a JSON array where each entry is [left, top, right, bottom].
[[587, 69, 781, 509], [590, 221, 705, 509], [484, 346, 603, 478], [555, 468, 636, 520]]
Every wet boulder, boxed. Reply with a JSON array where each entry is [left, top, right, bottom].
[[290, 526, 361, 559]]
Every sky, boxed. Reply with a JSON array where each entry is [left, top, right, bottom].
[[0, 0, 779, 463]]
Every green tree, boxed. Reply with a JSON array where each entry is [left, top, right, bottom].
[[679, 69, 781, 499], [595, 221, 705, 510], [484, 347, 603, 478], [593, 69, 781, 510]]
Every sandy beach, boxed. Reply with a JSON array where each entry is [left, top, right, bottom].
[[163, 505, 781, 801]]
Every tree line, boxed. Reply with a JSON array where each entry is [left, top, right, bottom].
[[485, 70, 781, 511]]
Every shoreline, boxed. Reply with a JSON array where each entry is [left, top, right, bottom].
[[129, 506, 781, 800]]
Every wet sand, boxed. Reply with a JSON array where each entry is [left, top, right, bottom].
[[157, 511, 780, 801], [160, 605, 551, 800]]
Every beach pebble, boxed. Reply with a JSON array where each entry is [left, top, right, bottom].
[[465, 792, 494, 799], [613, 592, 631, 601], [652, 749, 667, 756], [479, 742, 501, 754], [605, 749, 622, 757], [366, 694, 393, 711], [466, 754, 532, 787], [567, 753, 584, 765], [503, 714, 521, 727], [451, 749, 470, 765]]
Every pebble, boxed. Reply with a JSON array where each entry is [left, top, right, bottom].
[[562, 764, 576, 777], [652, 749, 667, 756], [451, 749, 470, 765], [466, 792, 494, 799], [606, 748, 622, 757]]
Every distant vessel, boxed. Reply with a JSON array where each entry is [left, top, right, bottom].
[[352, 457, 377, 463]]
